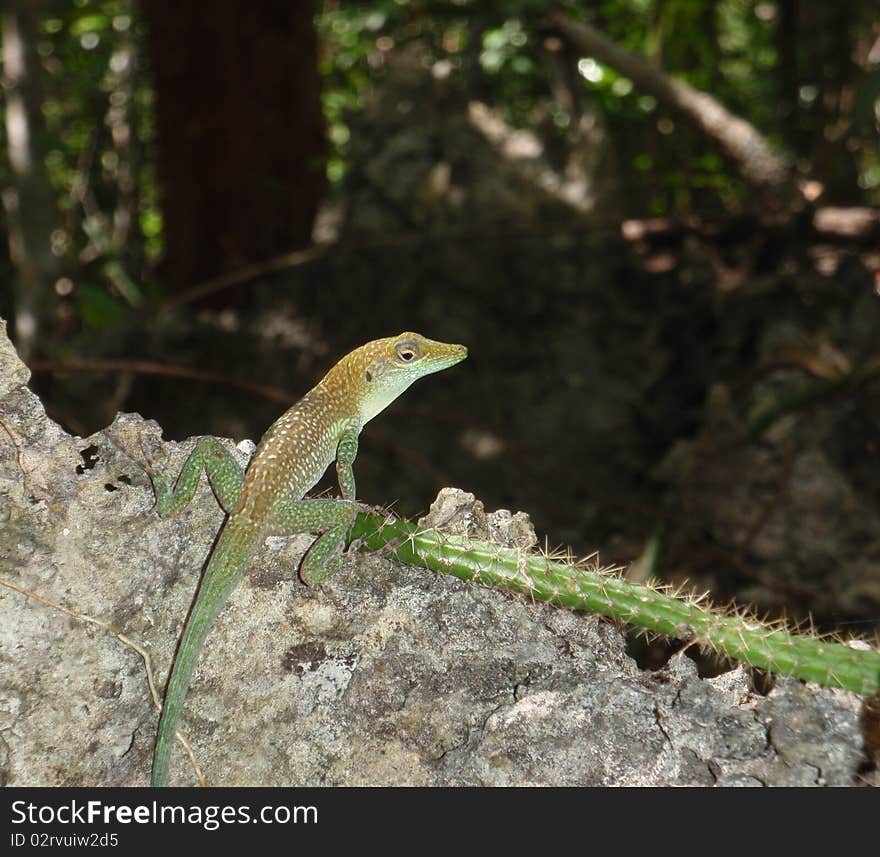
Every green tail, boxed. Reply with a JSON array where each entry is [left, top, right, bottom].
[[151, 515, 260, 787]]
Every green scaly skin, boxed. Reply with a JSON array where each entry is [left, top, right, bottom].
[[149, 333, 467, 786]]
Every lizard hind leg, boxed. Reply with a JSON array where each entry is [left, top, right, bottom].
[[152, 436, 245, 517], [301, 522, 353, 586], [270, 498, 358, 586]]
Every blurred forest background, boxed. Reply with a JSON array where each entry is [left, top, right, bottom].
[[3, 0, 880, 648]]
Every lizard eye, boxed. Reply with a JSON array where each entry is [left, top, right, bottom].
[[395, 341, 419, 363]]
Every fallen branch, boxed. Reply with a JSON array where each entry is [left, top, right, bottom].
[[545, 13, 803, 215]]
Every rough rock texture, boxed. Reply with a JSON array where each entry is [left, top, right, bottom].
[[0, 321, 870, 786]]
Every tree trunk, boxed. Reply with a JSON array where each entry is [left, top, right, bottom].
[[546, 13, 804, 217], [775, 0, 802, 155], [139, 1, 326, 301], [1, 0, 61, 360], [806, 0, 863, 202]]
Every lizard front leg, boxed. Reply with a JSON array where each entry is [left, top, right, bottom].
[[269, 498, 359, 586], [335, 430, 359, 501]]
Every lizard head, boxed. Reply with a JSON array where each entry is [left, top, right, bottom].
[[354, 332, 467, 424]]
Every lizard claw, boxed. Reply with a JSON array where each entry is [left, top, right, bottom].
[[344, 536, 365, 557]]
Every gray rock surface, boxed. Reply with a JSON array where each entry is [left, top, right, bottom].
[[0, 320, 869, 786]]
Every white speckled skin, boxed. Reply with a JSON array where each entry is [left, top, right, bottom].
[[151, 332, 467, 785]]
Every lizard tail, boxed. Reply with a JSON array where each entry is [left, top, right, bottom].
[[151, 515, 261, 786]]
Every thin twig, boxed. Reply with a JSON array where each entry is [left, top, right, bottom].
[[0, 413, 28, 495], [29, 357, 295, 405], [163, 244, 327, 308], [748, 357, 880, 438]]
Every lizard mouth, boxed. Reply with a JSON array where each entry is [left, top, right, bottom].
[[449, 344, 468, 363], [432, 344, 467, 371]]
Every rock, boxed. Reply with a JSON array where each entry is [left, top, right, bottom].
[[0, 320, 867, 786]]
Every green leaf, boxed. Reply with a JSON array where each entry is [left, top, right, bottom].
[[852, 71, 880, 131], [76, 284, 125, 328], [70, 15, 109, 37]]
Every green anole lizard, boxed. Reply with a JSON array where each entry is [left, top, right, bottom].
[[147, 332, 467, 786]]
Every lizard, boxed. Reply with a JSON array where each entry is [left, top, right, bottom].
[[146, 332, 467, 786]]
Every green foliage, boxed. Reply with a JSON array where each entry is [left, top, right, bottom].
[[317, 0, 880, 213], [75, 281, 126, 328], [3, 0, 879, 331], [0, 0, 158, 331]]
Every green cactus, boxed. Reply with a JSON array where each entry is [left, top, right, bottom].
[[349, 511, 880, 696]]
